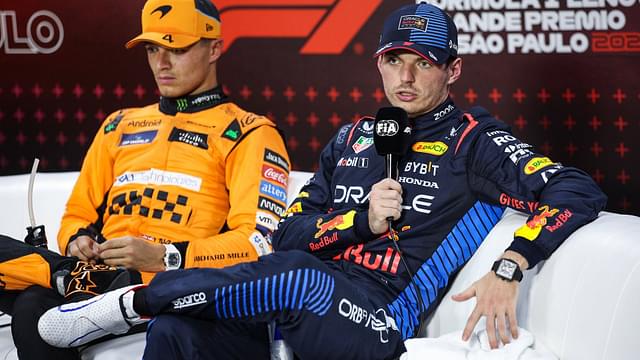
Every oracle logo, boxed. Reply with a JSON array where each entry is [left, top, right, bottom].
[[217, 0, 382, 54], [262, 165, 287, 187]]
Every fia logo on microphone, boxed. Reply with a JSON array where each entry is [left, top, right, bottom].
[[376, 120, 399, 136]]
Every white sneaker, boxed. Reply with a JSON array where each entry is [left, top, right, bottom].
[[38, 284, 148, 347]]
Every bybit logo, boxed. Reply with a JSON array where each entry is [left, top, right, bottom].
[[217, 0, 382, 54]]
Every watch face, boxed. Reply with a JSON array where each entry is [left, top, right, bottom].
[[167, 253, 180, 267], [496, 260, 517, 280]]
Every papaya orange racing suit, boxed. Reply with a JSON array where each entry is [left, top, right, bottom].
[[0, 86, 290, 288]]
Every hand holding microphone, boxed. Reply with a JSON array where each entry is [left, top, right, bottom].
[[367, 107, 412, 235]]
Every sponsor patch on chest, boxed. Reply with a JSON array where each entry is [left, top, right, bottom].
[[119, 130, 157, 146], [168, 127, 209, 149]]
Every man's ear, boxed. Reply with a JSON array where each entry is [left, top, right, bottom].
[[376, 55, 384, 74], [209, 39, 223, 63], [447, 57, 462, 85]]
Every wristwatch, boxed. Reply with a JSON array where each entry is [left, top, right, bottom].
[[163, 244, 182, 271], [491, 258, 523, 282]]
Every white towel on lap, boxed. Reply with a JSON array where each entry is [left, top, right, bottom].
[[401, 328, 557, 360]]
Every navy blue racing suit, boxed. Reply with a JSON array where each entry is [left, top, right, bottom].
[[139, 98, 606, 359]]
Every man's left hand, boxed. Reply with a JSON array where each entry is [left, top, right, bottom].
[[451, 271, 519, 349], [98, 236, 166, 272]]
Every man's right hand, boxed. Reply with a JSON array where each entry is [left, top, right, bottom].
[[368, 178, 403, 234], [67, 235, 100, 263]]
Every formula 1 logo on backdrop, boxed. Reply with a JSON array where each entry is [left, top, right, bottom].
[[215, 0, 382, 54]]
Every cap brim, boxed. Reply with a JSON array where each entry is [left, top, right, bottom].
[[374, 41, 450, 65], [125, 32, 201, 49]]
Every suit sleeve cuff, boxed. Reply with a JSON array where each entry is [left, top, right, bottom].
[[354, 210, 377, 241], [506, 237, 547, 269]]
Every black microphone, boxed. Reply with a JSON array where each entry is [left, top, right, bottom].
[[374, 107, 412, 180], [374, 107, 412, 224]]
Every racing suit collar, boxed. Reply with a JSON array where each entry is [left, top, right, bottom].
[[159, 86, 229, 115], [410, 97, 458, 129]]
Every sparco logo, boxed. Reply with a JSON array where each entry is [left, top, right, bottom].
[[218, 1, 382, 54], [172, 292, 207, 309], [375, 120, 399, 136]]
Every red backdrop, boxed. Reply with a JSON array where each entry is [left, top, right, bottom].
[[1, 0, 638, 215]]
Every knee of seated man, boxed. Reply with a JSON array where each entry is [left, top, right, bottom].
[[11, 286, 64, 345], [13, 285, 63, 316]]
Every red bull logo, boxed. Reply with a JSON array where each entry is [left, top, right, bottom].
[[514, 205, 559, 240], [314, 210, 356, 238], [333, 245, 401, 274]]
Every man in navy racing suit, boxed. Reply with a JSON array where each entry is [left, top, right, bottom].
[[37, 2, 606, 358]]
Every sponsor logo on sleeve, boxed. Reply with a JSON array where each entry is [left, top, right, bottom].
[[352, 136, 374, 154], [336, 125, 351, 144], [514, 205, 559, 240], [486, 130, 509, 137], [221, 119, 243, 141], [259, 180, 287, 203], [168, 127, 209, 149], [284, 202, 303, 217], [256, 211, 278, 231], [490, 134, 518, 146], [258, 196, 285, 217], [262, 165, 287, 187], [314, 210, 356, 238], [498, 193, 539, 213], [545, 208, 573, 232], [411, 141, 448, 156], [297, 191, 309, 198], [524, 157, 555, 175], [263, 149, 290, 172], [249, 231, 272, 256], [104, 112, 124, 134], [172, 292, 207, 309], [119, 130, 158, 146]]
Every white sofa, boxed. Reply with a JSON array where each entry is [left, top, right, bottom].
[[0, 171, 639, 359]]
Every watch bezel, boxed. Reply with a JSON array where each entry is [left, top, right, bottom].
[[492, 258, 523, 282]]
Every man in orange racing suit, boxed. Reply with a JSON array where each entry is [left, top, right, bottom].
[[0, 0, 289, 358]]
